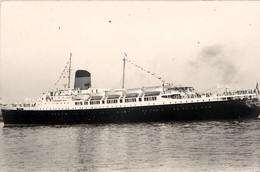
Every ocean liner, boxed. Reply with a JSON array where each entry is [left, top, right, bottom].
[[2, 54, 260, 126]]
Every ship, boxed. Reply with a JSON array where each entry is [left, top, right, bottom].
[[1, 53, 260, 126]]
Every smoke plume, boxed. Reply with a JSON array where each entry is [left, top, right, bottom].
[[187, 45, 239, 86]]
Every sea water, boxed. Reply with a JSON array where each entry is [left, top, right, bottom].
[[0, 120, 259, 172]]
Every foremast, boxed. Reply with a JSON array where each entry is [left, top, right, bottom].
[[68, 53, 72, 89], [122, 53, 126, 89]]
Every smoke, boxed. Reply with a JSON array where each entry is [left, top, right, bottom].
[[187, 45, 239, 85]]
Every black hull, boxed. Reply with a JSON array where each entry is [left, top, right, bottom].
[[2, 100, 260, 126]]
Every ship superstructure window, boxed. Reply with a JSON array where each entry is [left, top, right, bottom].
[[125, 98, 136, 103], [139, 98, 142, 102], [90, 100, 100, 105], [75, 102, 83, 105], [107, 99, 118, 104], [162, 94, 180, 99], [84, 101, 88, 105], [120, 99, 123, 103], [144, 96, 157, 101]]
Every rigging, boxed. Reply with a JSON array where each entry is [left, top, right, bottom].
[[53, 53, 72, 89], [122, 53, 171, 87]]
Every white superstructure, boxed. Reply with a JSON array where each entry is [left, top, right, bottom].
[[4, 85, 258, 111]]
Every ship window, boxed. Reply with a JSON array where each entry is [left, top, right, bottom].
[[144, 96, 157, 101], [125, 98, 136, 103], [139, 98, 142, 102], [107, 99, 118, 104], [120, 99, 123, 103], [84, 101, 88, 105], [90, 100, 100, 105], [75, 102, 83, 106], [102, 100, 105, 104]]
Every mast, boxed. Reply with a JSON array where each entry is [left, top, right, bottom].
[[122, 53, 126, 89], [68, 53, 72, 89]]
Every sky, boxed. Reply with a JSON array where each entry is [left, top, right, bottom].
[[1, 1, 260, 103]]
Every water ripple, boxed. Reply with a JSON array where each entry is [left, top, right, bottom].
[[0, 120, 260, 171]]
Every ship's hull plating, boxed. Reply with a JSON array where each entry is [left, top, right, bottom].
[[2, 99, 260, 126]]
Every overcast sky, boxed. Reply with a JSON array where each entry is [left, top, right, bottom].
[[1, 1, 260, 103]]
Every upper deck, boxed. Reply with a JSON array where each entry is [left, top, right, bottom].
[[3, 85, 259, 111]]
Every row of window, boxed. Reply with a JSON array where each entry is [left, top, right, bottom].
[[75, 96, 158, 106], [107, 99, 118, 104], [90, 100, 100, 105], [162, 95, 181, 99], [125, 98, 137, 103], [46, 97, 213, 107], [75, 102, 83, 105], [144, 96, 157, 101], [44, 105, 212, 113], [45, 102, 70, 105]]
